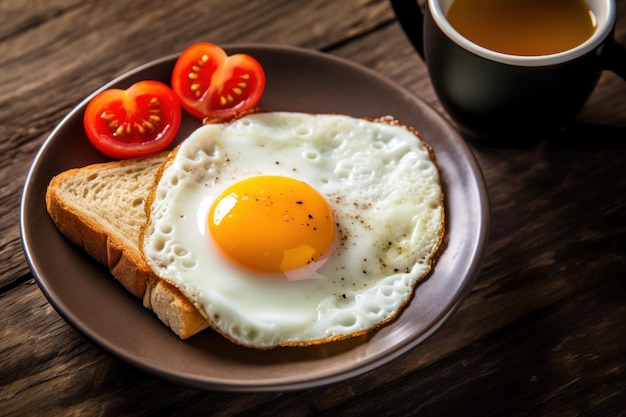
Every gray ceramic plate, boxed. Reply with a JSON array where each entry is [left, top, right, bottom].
[[20, 44, 489, 392]]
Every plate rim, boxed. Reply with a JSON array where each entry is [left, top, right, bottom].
[[20, 43, 489, 392]]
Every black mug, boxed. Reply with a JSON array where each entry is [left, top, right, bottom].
[[390, 0, 626, 147]]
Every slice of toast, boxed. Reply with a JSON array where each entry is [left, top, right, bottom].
[[45, 153, 209, 339]]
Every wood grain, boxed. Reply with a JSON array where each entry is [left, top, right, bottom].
[[1, 0, 625, 415], [0, 0, 394, 290]]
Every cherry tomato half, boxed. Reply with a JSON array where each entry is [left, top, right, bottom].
[[83, 80, 181, 159], [171, 42, 265, 120]]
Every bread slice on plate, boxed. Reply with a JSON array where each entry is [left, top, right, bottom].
[[45, 153, 209, 339]]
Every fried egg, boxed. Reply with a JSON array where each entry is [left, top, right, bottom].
[[142, 112, 444, 348]]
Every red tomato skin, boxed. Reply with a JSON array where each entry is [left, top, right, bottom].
[[83, 80, 181, 159], [171, 42, 265, 120]]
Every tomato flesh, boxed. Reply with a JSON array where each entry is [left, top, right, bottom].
[[172, 42, 265, 120], [84, 80, 181, 159]]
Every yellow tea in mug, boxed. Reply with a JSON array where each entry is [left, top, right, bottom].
[[446, 0, 597, 56]]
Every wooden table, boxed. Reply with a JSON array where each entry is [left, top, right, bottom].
[[2, 0, 625, 415]]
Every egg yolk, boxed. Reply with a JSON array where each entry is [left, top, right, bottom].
[[208, 175, 335, 274]]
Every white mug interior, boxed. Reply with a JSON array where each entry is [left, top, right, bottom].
[[429, 0, 616, 66]]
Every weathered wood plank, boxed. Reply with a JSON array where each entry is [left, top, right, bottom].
[[1, 0, 625, 415], [0, 0, 393, 290], [2, 259, 624, 415]]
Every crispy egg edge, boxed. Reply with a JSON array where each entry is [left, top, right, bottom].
[[139, 113, 446, 349]]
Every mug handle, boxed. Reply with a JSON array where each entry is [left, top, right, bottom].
[[600, 37, 626, 80], [390, 0, 426, 59]]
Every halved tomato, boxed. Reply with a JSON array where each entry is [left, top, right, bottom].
[[171, 42, 265, 120], [83, 80, 181, 159]]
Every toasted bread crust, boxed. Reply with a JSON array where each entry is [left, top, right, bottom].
[[45, 155, 208, 339], [46, 178, 149, 297]]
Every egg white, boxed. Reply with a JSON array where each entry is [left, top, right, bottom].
[[142, 112, 444, 348]]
